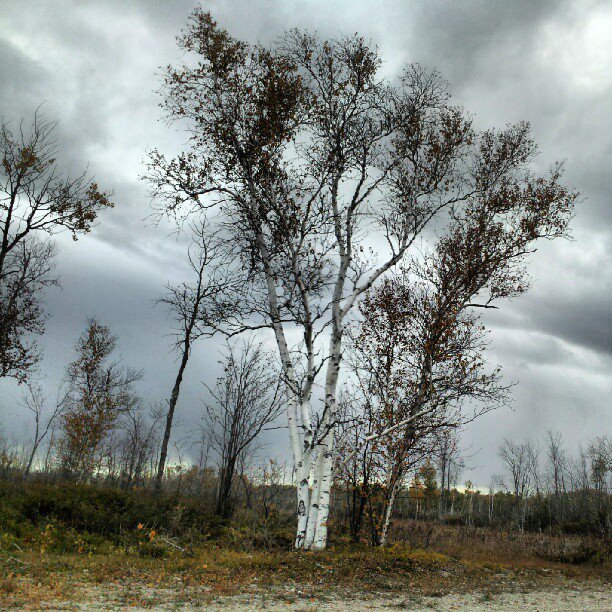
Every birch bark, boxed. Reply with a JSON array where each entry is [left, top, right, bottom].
[[380, 478, 400, 546]]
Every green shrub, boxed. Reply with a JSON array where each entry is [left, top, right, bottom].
[[1, 482, 212, 536], [0, 481, 294, 553]]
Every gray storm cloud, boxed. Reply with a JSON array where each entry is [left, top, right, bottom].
[[0, 0, 610, 485]]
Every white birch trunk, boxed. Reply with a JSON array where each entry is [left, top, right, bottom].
[[304, 447, 324, 548], [311, 434, 335, 550], [309, 329, 342, 550], [253, 231, 313, 549], [380, 480, 399, 546], [295, 450, 311, 548]]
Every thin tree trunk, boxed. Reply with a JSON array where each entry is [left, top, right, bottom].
[[216, 460, 236, 518], [23, 445, 37, 481], [380, 479, 399, 546], [439, 459, 447, 518], [241, 472, 253, 510], [23, 416, 40, 481], [349, 470, 369, 543], [155, 342, 190, 492]]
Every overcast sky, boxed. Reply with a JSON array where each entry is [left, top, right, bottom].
[[0, 0, 610, 486]]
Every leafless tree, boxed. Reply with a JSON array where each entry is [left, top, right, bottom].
[[191, 421, 216, 503], [117, 402, 164, 487], [0, 112, 112, 380], [435, 428, 463, 517], [155, 223, 236, 491], [257, 459, 288, 521], [546, 430, 568, 496], [21, 381, 64, 479], [498, 438, 540, 531], [204, 340, 282, 518], [499, 439, 537, 498]]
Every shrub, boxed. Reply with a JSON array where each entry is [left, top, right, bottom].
[[0, 481, 295, 553], [535, 537, 609, 565]]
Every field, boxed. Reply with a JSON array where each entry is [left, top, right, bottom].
[[0, 484, 609, 609], [1, 536, 610, 609]]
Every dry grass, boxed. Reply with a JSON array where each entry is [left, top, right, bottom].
[[388, 519, 610, 571], [1, 483, 608, 607], [1, 525, 609, 609]]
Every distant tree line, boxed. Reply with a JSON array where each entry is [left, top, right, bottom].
[[1, 371, 609, 541]]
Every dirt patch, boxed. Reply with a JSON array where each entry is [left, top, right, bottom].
[[35, 579, 608, 610]]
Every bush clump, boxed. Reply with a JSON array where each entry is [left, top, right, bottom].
[[0, 481, 294, 554]]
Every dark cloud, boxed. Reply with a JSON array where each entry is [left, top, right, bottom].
[[0, 0, 610, 485]]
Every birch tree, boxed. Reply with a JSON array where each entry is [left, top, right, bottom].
[[147, 10, 576, 549], [339, 146, 577, 542], [342, 265, 507, 545]]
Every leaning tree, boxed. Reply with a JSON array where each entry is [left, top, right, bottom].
[[337, 156, 575, 545], [154, 223, 236, 492], [341, 266, 508, 545], [147, 10, 575, 550]]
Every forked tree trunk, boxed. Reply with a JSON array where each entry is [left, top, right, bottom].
[[295, 331, 343, 551]]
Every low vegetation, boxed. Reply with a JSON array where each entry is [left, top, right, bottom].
[[0, 482, 609, 608]]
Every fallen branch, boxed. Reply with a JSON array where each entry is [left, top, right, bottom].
[[158, 535, 193, 556]]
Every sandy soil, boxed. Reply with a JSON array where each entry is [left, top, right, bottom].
[[60, 581, 611, 610]]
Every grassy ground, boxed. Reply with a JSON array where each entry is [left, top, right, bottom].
[[1, 535, 610, 608], [0, 483, 609, 608]]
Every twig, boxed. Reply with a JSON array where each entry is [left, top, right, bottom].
[[4, 555, 30, 566], [158, 535, 192, 556]]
